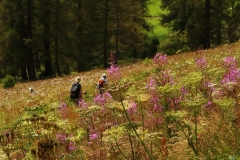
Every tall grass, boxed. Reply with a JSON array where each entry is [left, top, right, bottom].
[[0, 42, 240, 159]]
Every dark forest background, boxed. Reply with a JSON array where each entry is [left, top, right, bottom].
[[0, 0, 239, 81]]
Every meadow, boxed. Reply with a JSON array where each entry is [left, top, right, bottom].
[[146, 0, 168, 40], [1, 41, 240, 159]]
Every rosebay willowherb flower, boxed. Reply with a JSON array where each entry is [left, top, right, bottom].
[[108, 50, 117, 66], [146, 79, 163, 112], [78, 100, 88, 109], [94, 92, 112, 106], [69, 141, 77, 151], [222, 68, 240, 84], [107, 65, 121, 83], [59, 102, 68, 119], [153, 52, 168, 69], [222, 56, 240, 84], [56, 133, 67, 143], [146, 77, 156, 91], [224, 56, 237, 68], [90, 133, 98, 141], [196, 57, 207, 69], [127, 103, 137, 114]]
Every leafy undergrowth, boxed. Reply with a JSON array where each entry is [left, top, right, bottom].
[[1, 42, 240, 159]]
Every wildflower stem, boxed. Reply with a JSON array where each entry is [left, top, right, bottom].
[[208, 113, 224, 152], [128, 133, 135, 159], [120, 101, 155, 160], [138, 97, 145, 135], [115, 139, 128, 160], [194, 112, 199, 156]]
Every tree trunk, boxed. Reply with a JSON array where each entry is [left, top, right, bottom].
[[103, 0, 109, 68], [44, 0, 53, 77], [216, 0, 222, 45], [133, 16, 137, 62], [21, 60, 28, 81], [26, 0, 37, 80], [115, 0, 119, 64], [77, 1, 85, 72], [203, 0, 211, 49], [55, 0, 61, 76]]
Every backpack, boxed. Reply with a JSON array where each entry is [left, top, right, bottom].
[[98, 79, 104, 88], [70, 83, 81, 99]]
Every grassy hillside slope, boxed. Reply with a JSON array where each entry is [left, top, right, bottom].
[[147, 0, 168, 40], [1, 42, 240, 159]]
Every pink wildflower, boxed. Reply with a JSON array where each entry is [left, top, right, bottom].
[[153, 52, 168, 69], [94, 92, 112, 106], [222, 68, 240, 84], [196, 57, 207, 69], [224, 56, 236, 68], [69, 141, 77, 151], [146, 77, 156, 91], [56, 133, 67, 143], [78, 100, 88, 109], [107, 65, 121, 81], [59, 103, 68, 119], [127, 103, 137, 114]]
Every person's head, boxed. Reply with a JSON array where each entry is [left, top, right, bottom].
[[75, 77, 81, 83], [102, 73, 107, 79]]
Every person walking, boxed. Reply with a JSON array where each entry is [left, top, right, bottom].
[[70, 77, 84, 103], [96, 73, 108, 94]]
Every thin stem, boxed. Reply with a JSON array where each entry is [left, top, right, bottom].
[[194, 112, 198, 156], [115, 139, 128, 159], [120, 101, 155, 160], [208, 113, 224, 152], [138, 97, 145, 135], [128, 133, 135, 159]]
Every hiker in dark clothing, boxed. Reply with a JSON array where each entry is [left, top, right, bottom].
[[70, 77, 84, 103]]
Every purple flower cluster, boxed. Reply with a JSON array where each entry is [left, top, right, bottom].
[[146, 77, 156, 91], [59, 103, 68, 119], [160, 70, 174, 85], [94, 92, 112, 106], [151, 91, 164, 112], [222, 68, 240, 84], [224, 56, 237, 68], [107, 65, 121, 82], [69, 141, 77, 151], [56, 133, 77, 151], [146, 78, 164, 112], [89, 129, 98, 141], [222, 56, 240, 84], [108, 50, 117, 66], [196, 57, 207, 69], [153, 52, 168, 69], [127, 103, 137, 114], [90, 133, 98, 141], [56, 133, 67, 143], [78, 100, 88, 109], [202, 101, 213, 110]]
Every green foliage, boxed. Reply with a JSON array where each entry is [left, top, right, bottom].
[[159, 30, 190, 55], [181, 93, 207, 111], [103, 125, 127, 143], [132, 71, 150, 81], [213, 97, 236, 114], [143, 57, 152, 66], [181, 71, 203, 87], [166, 110, 188, 122], [2, 75, 15, 89], [157, 83, 182, 97], [22, 152, 36, 160]]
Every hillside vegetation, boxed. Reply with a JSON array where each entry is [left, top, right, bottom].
[[147, 0, 168, 40], [1, 42, 240, 159]]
